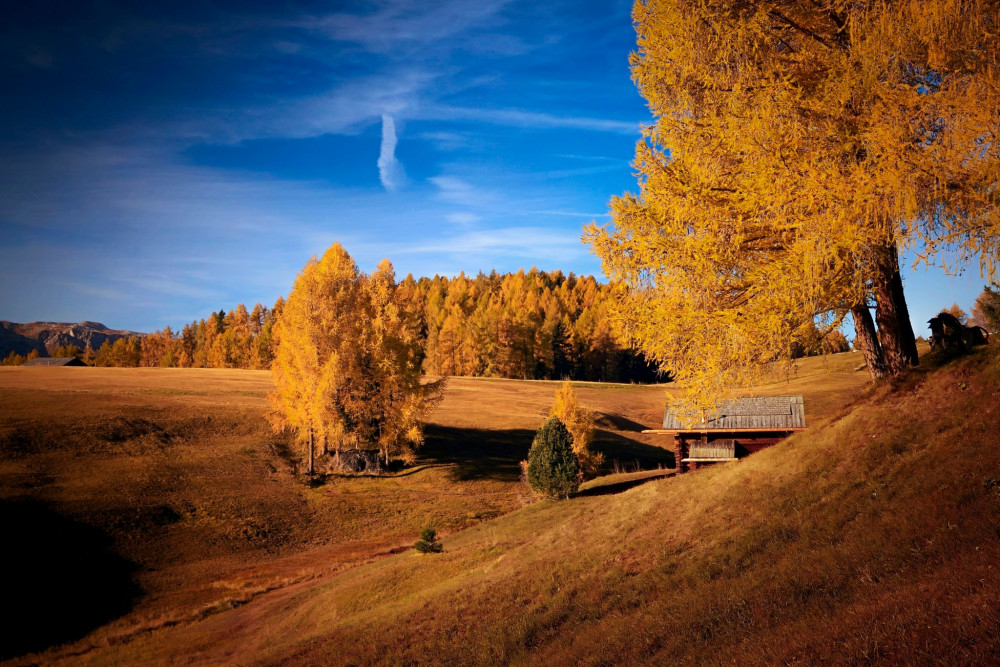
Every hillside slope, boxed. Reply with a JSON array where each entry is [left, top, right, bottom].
[[0, 369, 674, 663], [48, 348, 1000, 665]]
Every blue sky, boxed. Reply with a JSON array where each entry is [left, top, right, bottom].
[[0, 0, 989, 335]]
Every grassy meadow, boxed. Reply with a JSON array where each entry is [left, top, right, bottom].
[[4, 345, 1000, 664], [0, 365, 674, 662]]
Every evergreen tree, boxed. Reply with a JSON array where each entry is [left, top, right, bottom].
[[414, 525, 443, 554], [526, 417, 580, 499]]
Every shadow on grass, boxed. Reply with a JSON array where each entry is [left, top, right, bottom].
[[593, 429, 676, 469], [595, 412, 655, 432], [268, 438, 300, 473], [391, 463, 452, 478], [419, 425, 535, 482], [575, 471, 675, 497], [418, 425, 676, 483], [1, 498, 141, 661], [321, 463, 453, 480]]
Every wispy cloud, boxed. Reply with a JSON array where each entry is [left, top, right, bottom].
[[524, 209, 610, 218], [300, 0, 520, 55], [446, 212, 481, 225], [65, 283, 129, 301], [428, 105, 641, 135], [389, 226, 584, 262], [419, 130, 471, 150], [429, 176, 494, 208], [378, 114, 405, 191], [152, 68, 435, 145]]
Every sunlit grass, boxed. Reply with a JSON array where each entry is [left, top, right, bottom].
[[8, 345, 994, 665], [49, 346, 1000, 665]]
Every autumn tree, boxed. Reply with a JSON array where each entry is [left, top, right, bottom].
[[970, 284, 1000, 332], [412, 270, 657, 383], [550, 382, 603, 479], [1, 351, 26, 366], [349, 258, 439, 466], [586, 0, 1000, 407], [270, 243, 439, 474], [134, 270, 658, 381], [141, 327, 178, 367], [945, 303, 969, 326], [51, 345, 82, 359], [94, 337, 141, 367]]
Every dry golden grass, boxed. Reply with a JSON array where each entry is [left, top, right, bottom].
[[0, 366, 674, 662], [7, 348, 971, 665], [60, 344, 996, 666]]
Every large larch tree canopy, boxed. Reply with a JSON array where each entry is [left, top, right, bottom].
[[586, 0, 1000, 409]]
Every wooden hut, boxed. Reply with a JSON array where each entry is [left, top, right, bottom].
[[644, 396, 805, 473], [21, 357, 86, 367]]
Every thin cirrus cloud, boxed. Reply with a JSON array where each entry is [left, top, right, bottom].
[[376, 226, 585, 263], [297, 0, 520, 54], [427, 105, 641, 135], [428, 176, 495, 208], [446, 212, 481, 225], [0, 1, 665, 331]]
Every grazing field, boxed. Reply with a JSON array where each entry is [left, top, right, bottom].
[[9, 349, 981, 664], [0, 366, 675, 662]]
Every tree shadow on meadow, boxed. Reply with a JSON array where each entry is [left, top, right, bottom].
[[419, 424, 676, 483], [575, 470, 675, 498], [593, 429, 676, 470], [1, 499, 141, 661], [419, 425, 534, 482], [595, 412, 656, 433]]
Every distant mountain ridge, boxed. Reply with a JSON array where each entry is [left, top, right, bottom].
[[0, 321, 146, 358]]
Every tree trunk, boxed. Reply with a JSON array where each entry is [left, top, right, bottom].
[[872, 244, 919, 376], [307, 426, 314, 475], [852, 304, 887, 380], [888, 250, 919, 366]]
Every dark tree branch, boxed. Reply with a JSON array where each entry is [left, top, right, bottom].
[[766, 7, 831, 49]]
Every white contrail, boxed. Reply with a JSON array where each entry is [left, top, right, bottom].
[[377, 113, 404, 191]]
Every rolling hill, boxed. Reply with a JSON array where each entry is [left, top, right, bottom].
[[2, 346, 998, 664]]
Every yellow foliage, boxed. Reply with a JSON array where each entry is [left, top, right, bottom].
[[270, 243, 442, 471], [586, 0, 1000, 410], [549, 382, 603, 478]]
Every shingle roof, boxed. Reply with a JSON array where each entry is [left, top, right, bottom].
[[21, 356, 86, 367], [662, 395, 805, 431]]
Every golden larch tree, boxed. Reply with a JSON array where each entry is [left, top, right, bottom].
[[270, 244, 439, 474], [550, 381, 603, 479], [586, 0, 1000, 409]]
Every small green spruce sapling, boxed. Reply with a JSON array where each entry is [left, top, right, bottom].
[[414, 525, 443, 553]]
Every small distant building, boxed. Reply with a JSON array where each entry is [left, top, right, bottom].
[[644, 395, 805, 473], [21, 357, 86, 367]]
